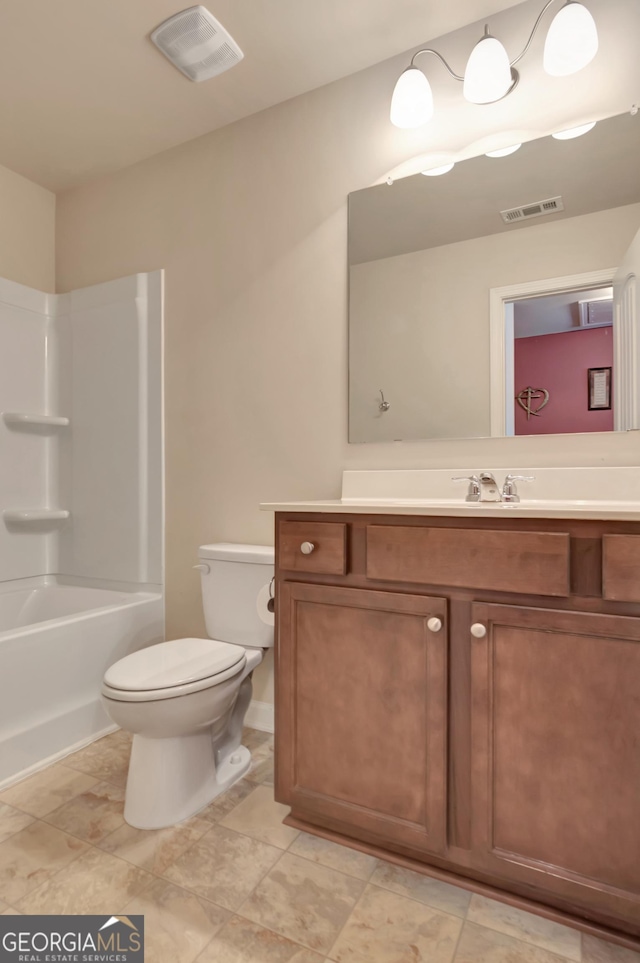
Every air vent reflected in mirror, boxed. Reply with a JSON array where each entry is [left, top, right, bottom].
[[500, 196, 565, 224]]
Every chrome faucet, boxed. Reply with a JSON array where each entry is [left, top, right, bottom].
[[452, 472, 535, 503], [478, 472, 501, 502], [501, 474, 535, 503], [452, 474, 481, 502]]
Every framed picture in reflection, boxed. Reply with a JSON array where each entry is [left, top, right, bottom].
[[588, 367, 612, 411]]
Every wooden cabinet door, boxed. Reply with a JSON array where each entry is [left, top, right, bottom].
[[470, 602, 640, 927], [276, 582, 448, 855]]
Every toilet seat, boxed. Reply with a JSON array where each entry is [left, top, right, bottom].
[[102, 637, 246, 703]]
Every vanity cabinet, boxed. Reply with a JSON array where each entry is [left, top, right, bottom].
[[273, 513, 640, 948], [276, 581, 448, 855], [470, 602, 640, 926]]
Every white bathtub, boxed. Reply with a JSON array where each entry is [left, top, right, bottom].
[[0, 577, 164, 787]]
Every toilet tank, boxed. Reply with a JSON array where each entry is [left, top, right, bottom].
[[197, 543, 274, 648]]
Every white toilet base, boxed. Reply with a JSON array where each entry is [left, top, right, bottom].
[[123, 731, 251, 830], [215, 744, 251, 791]]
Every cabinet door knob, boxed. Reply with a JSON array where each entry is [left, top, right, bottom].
[[427, 617, 443, 633], [300, 541, 315, 555], [470, 623, 487, 638]]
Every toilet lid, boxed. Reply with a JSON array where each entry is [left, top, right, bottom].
[[104, 638, 245, 691]]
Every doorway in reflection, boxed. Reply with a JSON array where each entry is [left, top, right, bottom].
[[510, 285, 614, 436]]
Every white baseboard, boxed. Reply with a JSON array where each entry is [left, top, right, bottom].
[[0, 722, 118, 792], [245, 700, 274, 733], [2, 702, 274, 791]]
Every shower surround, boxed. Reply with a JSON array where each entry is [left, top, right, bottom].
[[0, 271, 164, 786]]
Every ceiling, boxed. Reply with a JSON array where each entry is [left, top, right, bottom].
[[349, 111, 640, 264], [0, 0, 525, 192], [514, 287, 613, 338]]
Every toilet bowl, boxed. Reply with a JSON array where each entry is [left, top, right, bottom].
[[101, 543, 274, 829]]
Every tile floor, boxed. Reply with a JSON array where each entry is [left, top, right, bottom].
[[0, 728, 637, 963]]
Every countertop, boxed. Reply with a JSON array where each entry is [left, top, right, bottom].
[[260, 498, 640, 520], [261, 467, 640, 521]]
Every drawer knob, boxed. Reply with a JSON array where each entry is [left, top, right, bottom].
[[427, 617, 443, 633], [300, 541, 315, 555], [470, 623, 487, 639]]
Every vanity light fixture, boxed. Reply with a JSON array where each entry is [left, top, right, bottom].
[[543, 0, 599, 75], [421, 162, 455, 175], [463, 27, 513, 105], [390, 67, 434, 127], [551, 120, 597, 138], [390, 0, 598, 128], [485, 143, 522, 157]]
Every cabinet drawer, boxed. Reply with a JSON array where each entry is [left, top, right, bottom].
[[279, 521, 347, 575], [366, 525, 570, 597], [603, 535, 640, 602]]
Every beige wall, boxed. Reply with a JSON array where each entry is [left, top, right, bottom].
[[350, 204, 640, 442], [55, 61, 640, 706], [0, 163, 55, 292]]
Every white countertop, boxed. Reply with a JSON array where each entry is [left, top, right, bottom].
[[260, 468, 640, 521], [260, 498, 640, 520]]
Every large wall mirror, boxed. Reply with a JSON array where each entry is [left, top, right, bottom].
[[348, 111, 640, 443]]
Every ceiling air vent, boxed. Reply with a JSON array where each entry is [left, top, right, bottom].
[[151, 5, 244, 82], [578, 297, 613, 327], [500, 195, 565, 224]]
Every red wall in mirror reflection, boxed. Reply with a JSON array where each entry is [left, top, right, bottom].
[[514, 326, 614, 435]]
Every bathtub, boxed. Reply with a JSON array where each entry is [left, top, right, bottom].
[[0, 576, 164, 787]]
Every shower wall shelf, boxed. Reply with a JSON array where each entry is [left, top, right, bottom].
[[2, 412, 70, 428], [3, 509, 70, 524]]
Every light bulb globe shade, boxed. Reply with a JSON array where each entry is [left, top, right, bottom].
[[421, 163, 455, 176], [463, 34, 512, 104], [485, 144, 522, 157], [390, 67, 434, 128], [552, 121, 596, 140], [543, 1, 598, 77]]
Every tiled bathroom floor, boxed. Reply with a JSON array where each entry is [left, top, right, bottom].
[[0, 729, 637, 963]]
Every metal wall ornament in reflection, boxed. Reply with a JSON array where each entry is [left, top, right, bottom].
[[516, 385, 550, 419]]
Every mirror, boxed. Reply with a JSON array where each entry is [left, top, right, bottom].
[[348, 111, 640, 442]]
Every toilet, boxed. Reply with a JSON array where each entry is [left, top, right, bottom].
[[101, 543, 274, 830]]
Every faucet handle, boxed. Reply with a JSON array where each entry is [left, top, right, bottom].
[[502, 474, 535, 503], [452, 475, 481, 502], [504, 473, 535, 484]]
